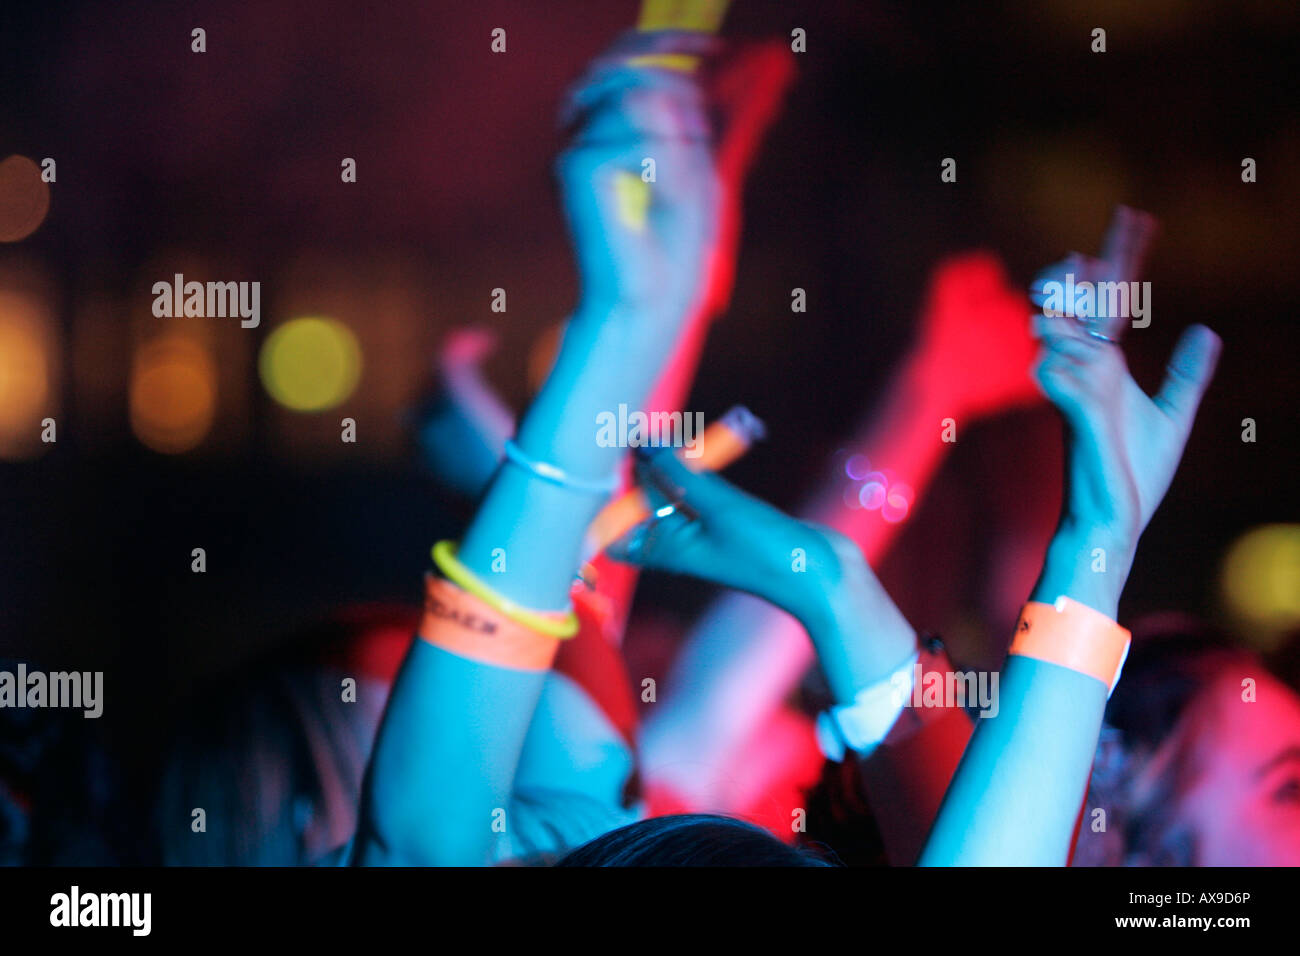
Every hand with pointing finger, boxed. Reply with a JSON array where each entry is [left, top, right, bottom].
[[1030, 205, 1158, 341], [1027, 210, 1221, 616]]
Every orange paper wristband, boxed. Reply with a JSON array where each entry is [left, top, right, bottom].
[[418, 573, 560, 672], [1009, 597, 1132, 694]]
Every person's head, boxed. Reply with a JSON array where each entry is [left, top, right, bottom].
[[155, 606, 412, 865], [1080, 615, 1300, 866], [1147, 666, 1300, 865], [555, 813, 834, 867]]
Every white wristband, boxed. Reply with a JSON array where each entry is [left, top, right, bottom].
[[815, 650, 919, 762]]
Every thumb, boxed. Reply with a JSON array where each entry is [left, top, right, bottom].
[[1154, 324, 1222, 431], [606, 449, 715, 569]]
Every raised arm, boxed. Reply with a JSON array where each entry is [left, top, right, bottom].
[[353, 31, 719, 866], [640, 252, 1040, 812], [920, 210, 1221, 864]]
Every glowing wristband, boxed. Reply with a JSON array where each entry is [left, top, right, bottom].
[[636, 0, 730, 33], [631, 0, 730, 71], [418, 574, 559, 671], [626, 53, 701, 72], [431, 539, 580, 639], [1008, 596, 1131, 695], [815, 650, 920, 762], [503, 439, 620, 496]]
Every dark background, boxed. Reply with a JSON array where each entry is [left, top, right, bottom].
[[1, 1, 1296, 763]]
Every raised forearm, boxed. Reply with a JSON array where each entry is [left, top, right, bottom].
[[355, 640, 549, 866], [920, 522, 1131, 866], [807, 358, 953, 563], [359, 297, 692, 865], [642, 358, 948, 797], [460, 304, 677, 609], [918, 653, 1106, 866]]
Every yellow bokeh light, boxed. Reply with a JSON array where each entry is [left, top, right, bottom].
[[130, 334, 217, 454], [259, 316, 361, 412], [1220, 524, 1300, 650]]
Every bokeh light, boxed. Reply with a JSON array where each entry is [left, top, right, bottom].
[[0, 155, 51, 242], [1220, 524, 1300, 650], [888, 482, 915, 506], [129, 333, 218, 454], [0, 290, 53, 459], [882, 491, 911, 524], [859, 476, 887, 510], [259, 316, 362, 412], [845, 454, 871, 481]]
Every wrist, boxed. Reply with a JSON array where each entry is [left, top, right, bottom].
[[571, 296, 684, 337], [804, 555, 918, 705], [515, 302, 681, 477], [1031, 518, 1135, 620]]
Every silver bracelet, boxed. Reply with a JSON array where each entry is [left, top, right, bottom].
[[503, 439, 620, 495]]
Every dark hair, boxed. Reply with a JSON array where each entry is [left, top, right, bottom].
[[155, 606, 415, 865], [554, 813, 835, 867], [1104, 614, 1252, 752]]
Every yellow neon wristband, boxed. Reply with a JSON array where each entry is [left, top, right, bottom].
[[636, 0, 730, 33], [431, 539, 580, 639]]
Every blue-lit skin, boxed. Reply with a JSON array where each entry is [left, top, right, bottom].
[[919, 655, 1107, 865], [355, 641, 637, 866], [614, 225, 1222, 865], [638, 254, 1042, 814], [357, 641, 547, 865], [415, 329, 514, 497], [922, 215, 1222, 864], [609, 420, 1115, 866], [610, 449, 919, 710], [353, 32, 720, 866], [458, 52, 717, 608]]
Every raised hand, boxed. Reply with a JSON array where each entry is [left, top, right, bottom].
[[924, 216, 1220, 866], [611, 448, 916, 704], [611, 447, 859, 624], [1030, 205, 1157, 339], [358, 29, 739, 868], [557, 30, 722, 322], [513, 31, 729, 477], [1027, 208, 1221, 615], [908, 252, 1041, 420], [1033, 314, 1221, 552]]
